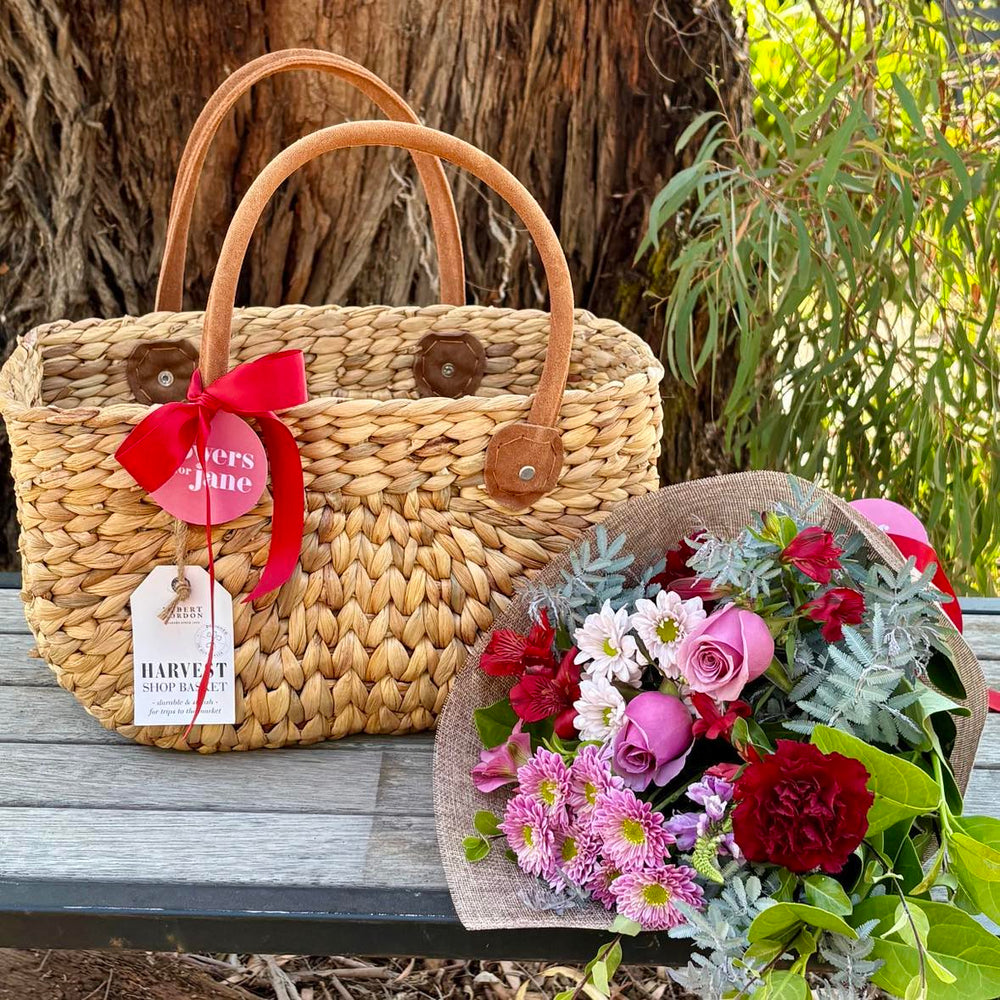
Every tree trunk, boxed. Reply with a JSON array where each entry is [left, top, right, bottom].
[[0, 0, 751, 570]]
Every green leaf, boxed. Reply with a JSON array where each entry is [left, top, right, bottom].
[[802, 875, 852, 916], [910, 844, 944, 897], [644, 163, 712, 250], [811, 725, 940, 834], [474, 810, 501, 837], [852, 897, 1000, 1000], [949, 817, 1000, 923], [676, 111, 720, 154], [463, 836, 490, 863], [933, 126, 973, 201], [609, 915, 642, 936], [744, 938, 786, 966], [751, 970, 811, 1000], [926, 647, 967, 701], [590, 960, 609, 995], [774, 868, 799, 903], [748, 902, 857, 944], [815, 106, 860, 201], [891, 73, 927, 138], [474, 698, 519, 749]]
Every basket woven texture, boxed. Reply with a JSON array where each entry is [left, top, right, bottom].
[[432, 472, 987, 931], [1, 304, 661, 752]]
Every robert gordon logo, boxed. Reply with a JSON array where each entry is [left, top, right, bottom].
[[164, 603, 204, 624]]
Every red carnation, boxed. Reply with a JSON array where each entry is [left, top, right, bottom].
[[480, 611, 556, 677], [802, 587, 866, 642], [690, 692, 752, 741], [731, 740, 873, 874], [780, 527, 844, 584], [510, 646, 581, 738]]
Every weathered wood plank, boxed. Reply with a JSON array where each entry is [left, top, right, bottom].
[[0, 742, 434, 815], [958, 766, 1000, 818], [0, 808, 445, 889], [0, 687, 128, 744], [0, 635, 53, 685], [964, 613, 1000, 659], [0, 596, 29, 634]]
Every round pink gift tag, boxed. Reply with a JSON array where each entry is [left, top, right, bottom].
[[151, 411, 267, 525]]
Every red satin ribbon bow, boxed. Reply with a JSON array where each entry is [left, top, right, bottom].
[[116, 349, 308, 732]]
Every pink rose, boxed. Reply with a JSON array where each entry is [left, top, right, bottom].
[[676, 606, 774, 701], [612, 691, 694, 792]]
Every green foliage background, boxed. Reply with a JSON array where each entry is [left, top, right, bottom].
[[646, 0, 999, 592]]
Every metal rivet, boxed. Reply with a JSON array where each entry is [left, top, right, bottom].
[[157, 370, 175, 388], [440, 362, 456, 379], [518, 465, 536, 481]]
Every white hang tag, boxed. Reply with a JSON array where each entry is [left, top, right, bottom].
[[130, 565, 236, 726]]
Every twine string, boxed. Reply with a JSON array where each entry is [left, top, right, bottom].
[[158, 519, 192, 623]]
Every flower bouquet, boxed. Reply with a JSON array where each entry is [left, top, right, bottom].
[[433, 474, 992, 1000]]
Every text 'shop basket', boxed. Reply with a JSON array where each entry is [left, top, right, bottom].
[[0, 111, 663, 751], [433, 472, 995, 1000]]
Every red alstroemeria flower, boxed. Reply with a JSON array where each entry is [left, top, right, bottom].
[[690, 692, 752, 741], [649, 534, 718, 601], [510, 646, 581, 738], [802, 587, 866, 643], [479, 610, 556, 677], [705, 762, 742, 782], [650, 538, 699, 591], [780, 526, 844, 584]]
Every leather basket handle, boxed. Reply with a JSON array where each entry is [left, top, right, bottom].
[[200, 121, 575, 510], [155, 49, 466, 311]]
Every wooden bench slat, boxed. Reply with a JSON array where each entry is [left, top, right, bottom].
[[0, 743, 433, 815], [0, 807, 445, 889]]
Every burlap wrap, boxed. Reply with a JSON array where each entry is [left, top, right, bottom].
[[432, 471, 986, 931]]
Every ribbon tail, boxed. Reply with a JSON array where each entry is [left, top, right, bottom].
[[244, 414, 304, 603], [183, 418, 217, 740]]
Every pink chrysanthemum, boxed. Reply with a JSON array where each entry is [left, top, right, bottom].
[[554, 822, 601, 888], [610, 865, 704, 931], [500, 793, 558, 878], [584, 858, 623, 909], [517, 748, 572, 817], [590, 787, 674, 870], [569, 744, 624, 817]]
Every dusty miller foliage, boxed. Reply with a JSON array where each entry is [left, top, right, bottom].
[[528, 526, 660, 632], [667, 869, 774, 997]]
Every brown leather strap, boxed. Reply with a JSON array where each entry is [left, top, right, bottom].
[[200, 121, 575, 508], [155, 49, 466, 311]]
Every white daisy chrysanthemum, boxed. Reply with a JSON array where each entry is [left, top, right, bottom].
[[573, 600, 642, 686], [631, 590, 706, 676], [573, 676, 627, 742]]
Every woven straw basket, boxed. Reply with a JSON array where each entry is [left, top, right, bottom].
[[0, 108, 663, 750], [433, 472, 986, 931]]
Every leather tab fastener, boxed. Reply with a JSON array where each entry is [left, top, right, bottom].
[[483, 422, 564, 510], [413, 331, 486, 398], [126, 340, 199, 404]]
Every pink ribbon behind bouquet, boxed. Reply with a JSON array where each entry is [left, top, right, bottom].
[[849, 497, 992, 709]]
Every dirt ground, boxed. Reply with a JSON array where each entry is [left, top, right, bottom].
[[0, 951, 687, 1000]]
